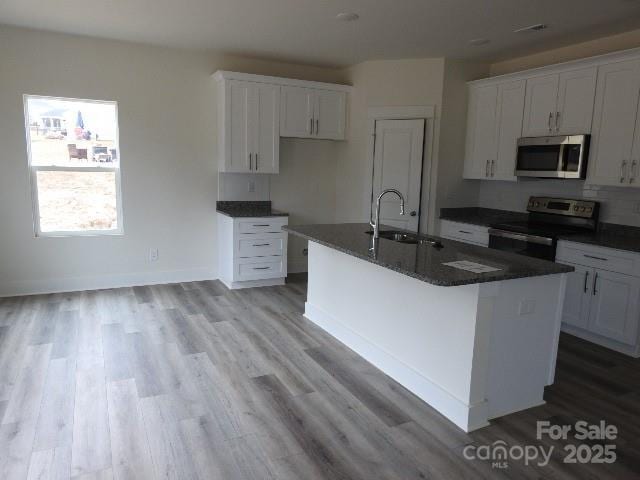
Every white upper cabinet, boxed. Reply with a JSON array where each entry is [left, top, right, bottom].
[[588, 60, 640, 186], [279, 86, 315, 138], [464, 84, 498, 179], [214, 71, 351, 174], [555, 68, 597, 135], [464, 80, 524, 181], [314, 90, 346, 140], [252, 83, 280, 174], [218, 79, 280, 174], [280, 86, 346, 140], [522, 74, 560, 136], [494, 80, 526, 180], [522, 67, 596, 137]]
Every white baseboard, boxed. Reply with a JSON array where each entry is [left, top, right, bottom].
[[0, 267, 216, 297], [561, 324, 640, 358], [219, 277, 286, 290], [304, 301, 489, 432]]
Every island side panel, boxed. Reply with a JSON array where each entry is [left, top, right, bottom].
[[480, 273, 567, 420], [304, 241, 488, 432]]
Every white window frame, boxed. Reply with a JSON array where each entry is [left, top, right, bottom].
[[23, 95, 124, 237]]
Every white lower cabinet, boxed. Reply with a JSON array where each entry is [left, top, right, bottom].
[[557, 241, 640, 356], [218, 214, 288, 289], [439, 220, 489, 246]]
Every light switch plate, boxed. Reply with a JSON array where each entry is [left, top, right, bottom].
[[518, 299, 535, 315]]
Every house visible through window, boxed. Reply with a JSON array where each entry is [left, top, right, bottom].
[[24, 95, 123, 236]]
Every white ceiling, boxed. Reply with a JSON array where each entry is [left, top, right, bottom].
[[2, 0, 640, 67]]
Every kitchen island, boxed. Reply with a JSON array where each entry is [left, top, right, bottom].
[[284, 223, 573, 432]]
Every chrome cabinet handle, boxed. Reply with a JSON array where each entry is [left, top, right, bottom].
[[593, 272, 599, 296], [485, 159, 490, 177], [490, 160, 495, 177], [621, 160, 628, 183], [583, 271, 590, 294], [253, 266, 271, 270], [548, 112, 553, 132], [555, 112, 561, 132], [309, 117, 313, 134], [248, 153, 252, 171], [255, 153, 258, 171], [253, 243, 270, 247], [458, 230, 473, 235], [631, 160, 637, 184], [315, 118, 319, 135]]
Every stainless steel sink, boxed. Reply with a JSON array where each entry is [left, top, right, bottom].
[[366, 230, 417, 243], [365, 230, 443, 247]]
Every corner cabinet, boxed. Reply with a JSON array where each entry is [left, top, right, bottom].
[[463, 79, 525, 181], [214, 71, 351, 174]]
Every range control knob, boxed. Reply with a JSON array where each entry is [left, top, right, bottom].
[[580, 206, 586, 212], [534, 202, 540, 207], [574, 205, 579, 211], [586, 207, 593, 213]]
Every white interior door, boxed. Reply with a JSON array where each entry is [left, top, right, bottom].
[[371, 119, 425, 232]]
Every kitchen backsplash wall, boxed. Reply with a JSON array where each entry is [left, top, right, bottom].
[[476, 179, 640, 227]]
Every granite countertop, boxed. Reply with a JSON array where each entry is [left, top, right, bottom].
[[440, 207, 640, 254], [284, 223, 572, 287], [216, 201, 289, 218]]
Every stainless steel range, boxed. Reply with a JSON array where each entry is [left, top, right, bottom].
[[488, 196, 600, 261]]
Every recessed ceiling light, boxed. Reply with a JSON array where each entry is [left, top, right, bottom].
[[336, 12, 359, 22], [469, 38, 490, 46], [514, 23, 548, 34]]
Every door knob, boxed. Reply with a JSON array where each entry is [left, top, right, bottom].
[[410, 211, 417, 217]]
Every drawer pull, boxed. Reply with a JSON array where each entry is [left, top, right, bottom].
[[252, 224, 271, 227], [458, 230, 473, 235], [253, 266, 271, 270], [583, 254, 608, 261], [253, 243, 271, 247]]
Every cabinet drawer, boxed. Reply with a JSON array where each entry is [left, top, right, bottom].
[[237, 235, 284, 258], [556, 241, 640, 276], [235, 258, 285, 281], [440, 220, 489, 246], [237, 218, 287, 234]]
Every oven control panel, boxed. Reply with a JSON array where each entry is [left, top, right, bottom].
[[527, 197, 598, 219]]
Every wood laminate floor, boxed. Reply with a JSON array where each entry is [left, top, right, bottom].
[[0, 274, 639, 479]]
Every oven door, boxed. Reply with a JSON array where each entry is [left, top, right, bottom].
[[488, 229, 556, 261]]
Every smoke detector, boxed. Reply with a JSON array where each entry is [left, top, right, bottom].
[[336, 12, 359, 22], [514, 23, 548, 33]]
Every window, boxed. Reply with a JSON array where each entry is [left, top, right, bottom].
[[24, 95, 123, 236]]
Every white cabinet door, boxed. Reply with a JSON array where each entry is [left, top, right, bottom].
[[226, 80, 253, 172], [588, 269, 640, 345], [522, 74, 560, 137], [280, 86, 314, 138], [314, 90, 346, 140], [463, 84, 498, 179], [588, 60, 640, 186], [494, 80, 525, 181], [252, 83, 280, 173], [555, 67, 597, 135], [560, 263, 593, 330]]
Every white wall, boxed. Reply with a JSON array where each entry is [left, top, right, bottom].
[[0, 26, 345, 295], [334, 58, 446, 232]]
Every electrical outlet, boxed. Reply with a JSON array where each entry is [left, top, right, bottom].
[[149, 248, 159, 262], [248, 181, 256, 193]]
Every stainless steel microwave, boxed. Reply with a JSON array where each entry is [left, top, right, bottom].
[[515, 135, 589, 179]]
